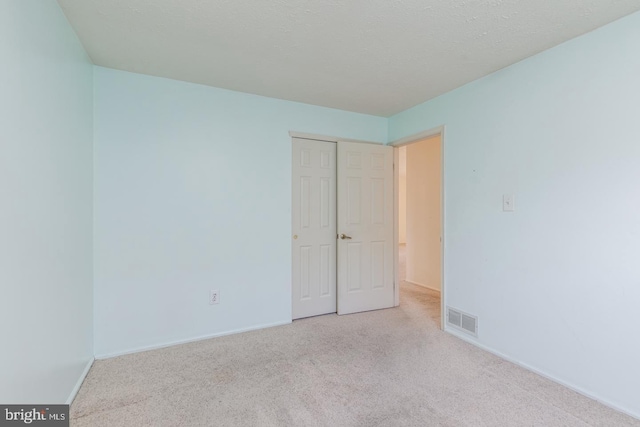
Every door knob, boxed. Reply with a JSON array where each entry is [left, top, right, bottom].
[[339, 234, 352, 240]]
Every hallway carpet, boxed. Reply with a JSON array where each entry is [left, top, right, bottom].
[[71, 283, 638, 426]]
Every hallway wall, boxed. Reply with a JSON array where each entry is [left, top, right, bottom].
[[405, 136, 442, 291], [398, 146, 407, 244]]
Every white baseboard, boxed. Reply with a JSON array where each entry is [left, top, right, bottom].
[[95, 320, 292, 360], [444, 326, 640, 421], [405, 279, 441, 293], [66, 357, 94, 405]]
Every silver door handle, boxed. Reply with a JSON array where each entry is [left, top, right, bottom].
[[339, 234, 352, 240]]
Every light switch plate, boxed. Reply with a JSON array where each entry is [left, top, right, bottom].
[[210, 290, 220, 305], [503, 194, 515, 212]]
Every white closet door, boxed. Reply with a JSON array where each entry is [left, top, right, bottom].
[[337, 141, 394, 315], [292, 138, 337, 319]]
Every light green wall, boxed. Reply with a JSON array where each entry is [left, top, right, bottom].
[[93, 67, 387, 357], [389, 10, 640, 418], [0, 0, 94, 403]]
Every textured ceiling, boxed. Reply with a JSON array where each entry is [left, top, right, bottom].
[[58, 0, 640, 117]]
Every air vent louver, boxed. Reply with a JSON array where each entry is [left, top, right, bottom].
[[447, 307, 478, 337]]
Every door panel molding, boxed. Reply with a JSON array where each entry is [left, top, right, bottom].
[[337, 141, 394, 315], [292, 138, 337, 319]]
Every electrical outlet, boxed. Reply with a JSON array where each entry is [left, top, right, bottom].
[[210, 290, 220, 305]]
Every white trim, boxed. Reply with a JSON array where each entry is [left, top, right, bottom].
[[444, 327, 640, 422], [405, 280, 441, 293], [289, 131, 337, 143], [337, 138, 383, 145], [389, 126, 445, 147], [95, 320, 292, 360], [288, 131, 384, 146], [66, 357, 94, 405], [393, 147, 400, 307], [440, 126, 447, 332]]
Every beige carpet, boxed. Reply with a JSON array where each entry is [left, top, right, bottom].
[[71, 281, 639, 426]]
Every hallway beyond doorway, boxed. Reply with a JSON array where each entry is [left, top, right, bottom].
[[399, 243, 441, 327]]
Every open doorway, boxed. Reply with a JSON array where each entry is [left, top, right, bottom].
[[394, 131, 443, 328]]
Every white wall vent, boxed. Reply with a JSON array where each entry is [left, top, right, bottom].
[[447, 306, 478, 337]]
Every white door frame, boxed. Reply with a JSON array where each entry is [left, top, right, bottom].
[[389, 126, 446, 330]]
